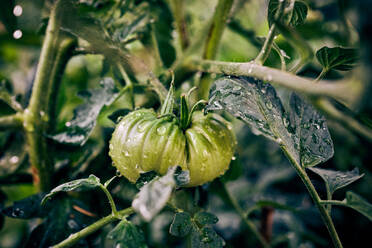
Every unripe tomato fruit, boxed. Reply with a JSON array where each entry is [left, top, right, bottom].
[[109, 109, 235, 186]]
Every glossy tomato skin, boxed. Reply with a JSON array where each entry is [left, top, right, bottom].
[[109, 109, 235, 186]]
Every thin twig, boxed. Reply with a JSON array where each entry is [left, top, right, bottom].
[[0, 113, 23, 131]]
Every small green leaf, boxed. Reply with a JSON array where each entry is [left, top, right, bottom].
[[107, 219, 147, 248], [268, 0, 308, 27], [190, 225, 225, 248], [132, 167, 178, 222], [42, 175, 101, 204], [49, 78, 118, 145], [309, 167, 364, 194], [160, 79, 175, 115], [194, 212, 219, 226], [345, 191, 372, 222], [169, 212, 192, 237], [316, 46, 359, 71]]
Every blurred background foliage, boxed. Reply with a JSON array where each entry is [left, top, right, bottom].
[[0, 0, 371, 247]]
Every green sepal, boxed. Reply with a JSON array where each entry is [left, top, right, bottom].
[[180, 94, 189, 130]]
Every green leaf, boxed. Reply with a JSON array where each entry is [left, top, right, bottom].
[[169, 212, 192, 237], [289, 93, 334, 167], [309, 168, 364, 194], [160, 79, 175, 115], [42, 175, 101, 204], [132, 166, 180, 222], [220, 156, 243, 182], [345, 191, 372, 222], [25, 198, 95, 248], [194, 212, 218, 226], [49, 78, 118, 145], [207, 77, 334, 168], [316, 46, 359, 71], [107, 219, 147, 248], [190, 226, 225, 248], [2, 193, 46, 219], [268, 0, 308, 27]]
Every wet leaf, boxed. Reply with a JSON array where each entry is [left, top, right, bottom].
[[169, 212, 192, 237], [345, 191, 372, 222], [194, 212, 218, 226], [2, 193, 45, 219], [42, 175, 101, 204], [289, 93, 334, 167], [268, 0, 308, 27], [25, 198, 95, 248], [316, 46, 359, 71], [132, 167, 181, 222], [309, 167, 364, 194], [49, 78, 118, 145], [190, 226, 225, 248], [107, 219, 147, 248], [207, 77, 334, 168]]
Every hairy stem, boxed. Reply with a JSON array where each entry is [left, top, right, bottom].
[[52, 207, 134, 248], [320, 200, 348, 207], [23, 0, 77, 191], [99, 185, 119, 217], [0, 112, 23, 131], [282, 147, 343, 248], [188, 59, 361, 107], [219, 180, 270, 248]]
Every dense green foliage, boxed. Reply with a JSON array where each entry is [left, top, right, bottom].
[[1, 0, 372, 248]]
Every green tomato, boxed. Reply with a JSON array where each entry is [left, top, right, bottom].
[[109, 109, 235, 186]]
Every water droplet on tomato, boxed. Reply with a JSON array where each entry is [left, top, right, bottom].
[[157, 126, 166, 135]]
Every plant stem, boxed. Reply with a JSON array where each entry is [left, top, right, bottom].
[[23, 0, 77, 192], [99, 185, 119, 217], [188, 59, 361, 107], [168, 0, 189, 51], [199, 0, 234, 99], [313, 98, 372, 142], [320, 200, 348, 207], [0, 113, 23, 131], [255, 0, 285, 64], [315, 69, 328, 82], [219, 180, 270, 248], [281, 147, 343, 248], [51, 207, 134, 248]]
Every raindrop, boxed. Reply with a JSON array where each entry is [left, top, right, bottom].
[[13, 5, 23, 16], [116, 170, 122, 177], [109, 144, 114, 150], [312, 134, 319, 144], [318, 146, 325, 153], [260, 88, 266, 94], [10, 156, 19, 164], [137, 123, 147, 132], [13, 30, 22, 39], [157, 126, 166, 135], [122, 150, 130, 157], [231, 156, 236, 161], [232, 86, 241, 91], [65, 121, 71, 127], [265, 101, 273, 109]]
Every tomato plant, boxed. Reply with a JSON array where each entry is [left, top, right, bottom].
[[0, 0, 372, 248]]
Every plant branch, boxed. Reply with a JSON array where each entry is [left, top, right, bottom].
[[255, 0, 285, 64], [199, 0, 234, 99], [281, 147, 343, 248], [23, 0, 77, 191], [168, 0, 189, 51], [188, 59, 361, 107], [218, 180, 270, 248], [0, 113, 23, 131], [313, 98, 372, 142], [320, 200, 348, 207], [51, 207, 134, 248], [99, 184, 119, 217]]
